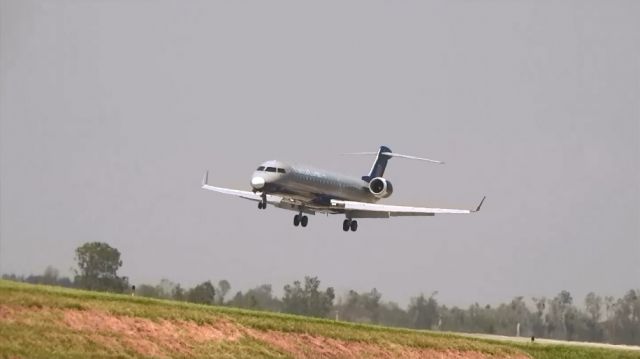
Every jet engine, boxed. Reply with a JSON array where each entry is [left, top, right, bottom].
[[368, 177, 393, 198]]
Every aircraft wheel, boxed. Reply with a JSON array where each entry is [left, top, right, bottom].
[[342, 219, 350, 232], [350, 220, 358, 232], [293, 215, 300, 227], [301, 216, 308, 227], [258, 202, 263, 209]]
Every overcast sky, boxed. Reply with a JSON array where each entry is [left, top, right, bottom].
[[1, 0, 638, 307]]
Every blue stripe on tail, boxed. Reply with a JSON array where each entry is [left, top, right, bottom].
[[361, 146, 392, 182]]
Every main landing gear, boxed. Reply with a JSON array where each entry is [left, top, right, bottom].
[[343, 219, 358, 232], [293, 214, 308, 228]]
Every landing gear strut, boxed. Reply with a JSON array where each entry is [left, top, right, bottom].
[[294, 214, 308, 228], [258, 195, 267, 209], [343, 219, 358, 232]]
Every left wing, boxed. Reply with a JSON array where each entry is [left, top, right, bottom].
[[330, 197, 485, 218], [201, 171, 316, 215], [201, 171, 283, 204]]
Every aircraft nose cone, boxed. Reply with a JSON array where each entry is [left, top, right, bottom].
[[251, 176, 265, 189]]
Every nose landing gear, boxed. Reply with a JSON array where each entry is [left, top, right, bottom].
[[342, 219, 358, 232], [257, 194, 267, 209]]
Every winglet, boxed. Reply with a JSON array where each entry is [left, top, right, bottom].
[[202, 170, 209, 187], [473, 196, 486, 212]]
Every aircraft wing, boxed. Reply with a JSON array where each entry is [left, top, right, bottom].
[[201, 171, 283, 204], [201, 170, 483, 219], [330, 197, 485, 218]]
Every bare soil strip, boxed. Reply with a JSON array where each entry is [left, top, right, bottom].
[[1, 305, 528, 359]]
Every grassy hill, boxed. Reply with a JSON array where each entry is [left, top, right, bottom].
[[0, 280, 637, 359]]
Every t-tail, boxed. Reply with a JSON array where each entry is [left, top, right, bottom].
[[362, 146, 393, 182], [346, 145, 445, 183]]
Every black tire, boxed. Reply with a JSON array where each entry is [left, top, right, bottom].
[[350, 220, 358, 232], [301, 216, 308, 227], [293, 215, 300, 226], [342, 219, 350, 232], [258, 202, 263, 209]]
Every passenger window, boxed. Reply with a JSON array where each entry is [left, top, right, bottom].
[[257, 166, 265, 171], [265, 167, 276, 172], [277, 168, 286, 173]]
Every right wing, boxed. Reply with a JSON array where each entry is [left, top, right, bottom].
[[330, 197, 485, 218]]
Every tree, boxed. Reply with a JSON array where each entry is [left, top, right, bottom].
[[532, 297, 547, 337], [282, 276, 335, 317], [545, 290, 575, 340], [155, 278, 178, 299], [610, 290, 640, 345], [187, 281, 216, 305], [564, 306, 578, 340], [74, 242, 128, 292], [466, 302, 496, 334], [378, 301, 411, 328], [228, 284, 282, 311], [584, 292, 603, 341], [217, 280, 231, 305], [338, 288, 382, 324], [363, 288, 382, 324], [42, 266, 59, 285], [20, 266, 73, 288], [492, 297, 530, 336], [441, 305, 469, 332], [408, 292, 439, 330], [136, 284, 160, 298], [172, 284, 185, 301]]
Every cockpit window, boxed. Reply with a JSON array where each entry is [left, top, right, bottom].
[[277, 168, 286, 173], [265, 167, 277, 172], [256, 166, 265, 171]]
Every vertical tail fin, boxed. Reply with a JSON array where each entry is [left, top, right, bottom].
[[361, 146, 392, 182]]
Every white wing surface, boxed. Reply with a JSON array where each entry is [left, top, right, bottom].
[[330, 197, 485, 217]]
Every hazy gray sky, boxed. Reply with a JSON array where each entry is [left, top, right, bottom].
[[1, 0, 638, 307]]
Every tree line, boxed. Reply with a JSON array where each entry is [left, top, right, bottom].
[[2, 241, 638, 346]]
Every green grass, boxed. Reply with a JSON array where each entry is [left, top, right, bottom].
[[0, 280, 638, 359]]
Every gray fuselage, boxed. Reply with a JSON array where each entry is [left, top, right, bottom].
[[250, 160, 379, 206]]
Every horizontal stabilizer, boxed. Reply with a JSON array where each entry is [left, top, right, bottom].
[[344, 151, 444, 164], [381, 152, 444, 164]]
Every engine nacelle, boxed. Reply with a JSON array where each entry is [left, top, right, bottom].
[[368, 177, 393, 198]]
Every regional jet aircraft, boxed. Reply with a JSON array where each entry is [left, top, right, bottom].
[[202, 146, 484, 232]]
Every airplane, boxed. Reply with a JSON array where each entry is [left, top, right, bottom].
[[202, 146, 485, 232]]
